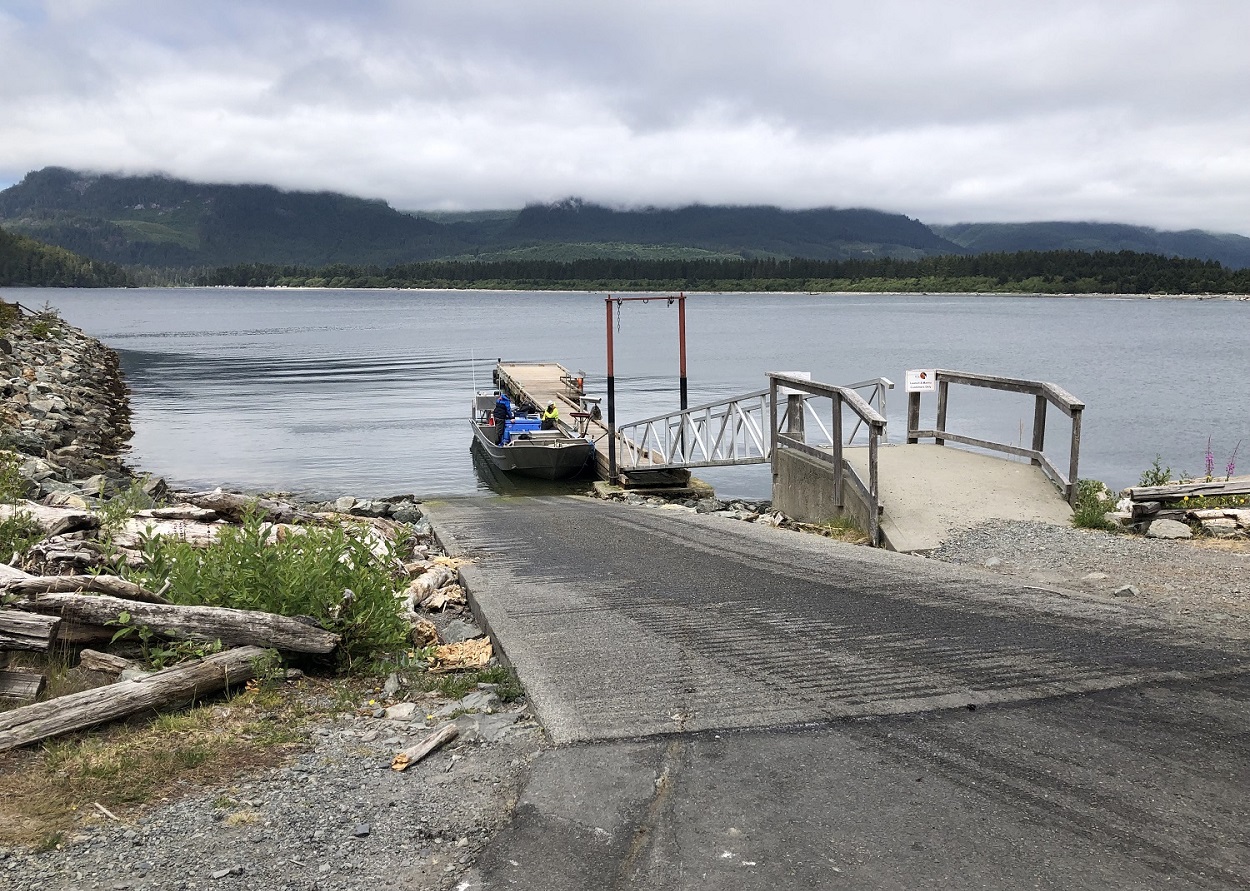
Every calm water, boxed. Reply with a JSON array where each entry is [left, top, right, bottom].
[[8, 287, 1248, 499]]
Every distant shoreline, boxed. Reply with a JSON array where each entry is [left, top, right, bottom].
[[18, 284, 1248, 301]]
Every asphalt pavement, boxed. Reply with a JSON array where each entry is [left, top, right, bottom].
[[425, 496, 1250, 890]]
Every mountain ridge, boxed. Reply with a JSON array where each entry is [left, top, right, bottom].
[[2, 167, 1248, 270]]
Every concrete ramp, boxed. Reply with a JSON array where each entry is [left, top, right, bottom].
[[845, 444, 1074, 553]]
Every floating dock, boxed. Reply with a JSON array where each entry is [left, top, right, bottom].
[[493, 361, 695, 490]]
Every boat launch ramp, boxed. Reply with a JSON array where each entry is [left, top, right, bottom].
[[491, 362, 1083, 553]]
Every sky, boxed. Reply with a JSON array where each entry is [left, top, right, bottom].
[[2, 0, 1249, 234]]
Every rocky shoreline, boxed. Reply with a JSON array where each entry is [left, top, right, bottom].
[[1, 304, 135, 502]]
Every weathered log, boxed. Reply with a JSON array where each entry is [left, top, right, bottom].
[[7, 574, 170, 604], [1130, 501, 1161, 519], [404, 567, 457, 606], [134, 505, 220, 522], [0, 563, 34, 586], [0, 501, 97, 533], [18, 593, 340, 655], [0, 669, 46, 703], [78, 648, 140, 675], [183, 489, 316, 525], [1127, 477, 1250, 502], [0, 609, 60, 651], [115, 518, 221, 549], [0, 645, 269, 752], [391, 722, 459, 771]]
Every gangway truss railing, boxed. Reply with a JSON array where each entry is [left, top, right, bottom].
[[614, 377, 893, 472]]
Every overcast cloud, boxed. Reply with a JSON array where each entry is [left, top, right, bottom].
[[2, 0, 1249, 233]]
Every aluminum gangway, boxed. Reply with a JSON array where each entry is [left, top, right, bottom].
[[614, 377, 894, 473]]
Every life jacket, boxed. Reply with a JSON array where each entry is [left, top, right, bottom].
[[541, 404, 559, 421]]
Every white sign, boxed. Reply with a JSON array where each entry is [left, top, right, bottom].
[[905, 369, 937, 393], [773, 371, 811, 398]]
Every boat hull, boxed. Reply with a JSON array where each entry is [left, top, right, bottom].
[[470, 421, 594, 481]]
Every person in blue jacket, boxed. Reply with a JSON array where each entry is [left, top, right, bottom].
[[492, 392, 513, 443]]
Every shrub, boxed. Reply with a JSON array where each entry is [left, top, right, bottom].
[[1071, 479, 1119, 531], [0, 451, 41, 559], [1139, 455, 1172, 488], [124, 513, 409, 664]]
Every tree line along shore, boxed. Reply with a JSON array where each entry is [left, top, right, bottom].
[[4, 221, 1250, 295]]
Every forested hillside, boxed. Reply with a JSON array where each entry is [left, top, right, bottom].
[[0, 226, 132, 287], [0, 168, 967, 270], [5, 167, 1250, 282], [935, 222, 1250, 270], [196, 250, 1250, 295], [0, 167, 470, 267]]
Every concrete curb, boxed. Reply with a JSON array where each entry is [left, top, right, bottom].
[[430, 516, 515, 672]]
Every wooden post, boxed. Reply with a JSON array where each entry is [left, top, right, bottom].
[[1031, 394, 1048, 466], [785, 393, 805, 443], [868, 419, 882, 546], [906, 392, 920, 444], [935, 380, 949, 446], [831, 392, 844, 508], [1067, 406, 1083, 506]]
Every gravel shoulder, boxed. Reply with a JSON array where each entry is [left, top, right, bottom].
[[930, 519, 1250, 637], [1, 680, 546, 891]]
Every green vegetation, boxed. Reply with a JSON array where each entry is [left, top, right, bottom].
[[1139, 456, 1173, 488], [0, 226, 132, 287], [1071, 479, 1119, 531], [0, 451, 42, 559], [194, 249, 1250, 294], [122, 513, 410, 664]]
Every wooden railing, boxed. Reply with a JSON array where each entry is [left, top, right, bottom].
[[906, 370, 1084, 506], [769, 372, 887, 546]]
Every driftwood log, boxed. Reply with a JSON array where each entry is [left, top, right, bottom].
[[391, 722, 459, 771], [0, 610, 60, 651], [78, 648, 140, 675], [0, 501, 97, 534], [0, 563, 34, 586], [17, 593, 340, 655], [0, 668, 47, 703], [6, 574, 170, 604], [134, 505, 221, 522], [1127, 477, 1250, 502], [0, 645, 270, 752], [184, 489, 317, 525]]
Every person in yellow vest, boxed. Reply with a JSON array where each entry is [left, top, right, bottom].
[[540, 400, 559, 430]]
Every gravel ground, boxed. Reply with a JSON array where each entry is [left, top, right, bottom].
[[1, 684, 545, 891], [930, 519, 1250, 636]]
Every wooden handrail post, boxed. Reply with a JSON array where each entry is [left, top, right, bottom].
[[906, 391, 920, 444], [832, 392, 844, 508], [1067, 406, 1083, 506], [868, 419, 882, 546], [785, 393, 805, 442], [935, 380, 949, 446], [1031, 394, 1047, 466]]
